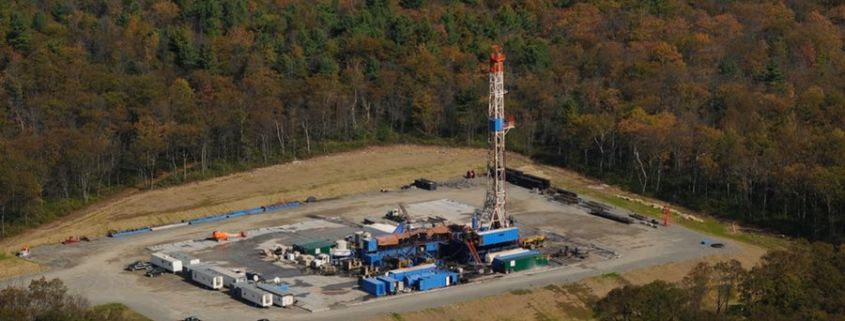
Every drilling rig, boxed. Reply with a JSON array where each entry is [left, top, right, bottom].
[[462, 45, 521, 265], [479, 45, 515, 231]]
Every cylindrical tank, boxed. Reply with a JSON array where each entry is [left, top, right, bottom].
[[336, 240, 348, 250]]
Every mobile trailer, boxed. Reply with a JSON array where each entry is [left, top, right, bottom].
[[235, 283, 273, 308], [205, 266, 247, 288], [256, 283, 295, 307], [169, 252, 200, 270], [191, 265, 224, 290], [150, 252, 183, 273]]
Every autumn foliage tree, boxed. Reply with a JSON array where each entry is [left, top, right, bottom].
[[1, 1, 845, 242]]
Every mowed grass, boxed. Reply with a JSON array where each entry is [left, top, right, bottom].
[[0, 145, 488, 254], [0, 252, 45, 279], [90, 303, 153, 321]]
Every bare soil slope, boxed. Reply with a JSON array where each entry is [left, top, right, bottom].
[[1, 145, 486, 252]]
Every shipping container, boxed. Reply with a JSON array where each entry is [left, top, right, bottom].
[[413, 178, 437, 191], [491, 250, 548, 273], [191, 265, 224, 290], [235, 283, 273, 308], [256, 283, 295, 307], [360, 277, 386, 297], [150, 252, 183, 273], [293, 239, 334, 256], [386, 263, 437, 284], [409, 271, 459, 291], [377, 276, 400, 294], [477, 227, 520, 247]]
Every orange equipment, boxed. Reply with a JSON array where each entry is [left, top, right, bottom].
[[17, 246, 30, 257], [212, 231, 247, 241], [662, 205, 672, 226], [374, 225, 451, 247]]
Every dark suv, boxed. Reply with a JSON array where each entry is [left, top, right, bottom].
[[144, 267, 166, 277]]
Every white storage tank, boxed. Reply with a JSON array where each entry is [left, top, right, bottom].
[[150, 252, 183, 273], [330, 248, 352, 257], [484, 248, 530, 264], [336, 239, 348, 250], [191, 265, 224, 290], [235, 283, 273, 308]]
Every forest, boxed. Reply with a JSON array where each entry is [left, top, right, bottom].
[[1, 0, 845, 242], [593, 242, 845, 321], [0, 277, 149, 320]]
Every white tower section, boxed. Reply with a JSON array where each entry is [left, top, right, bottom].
[[481, 45, 514, 230]]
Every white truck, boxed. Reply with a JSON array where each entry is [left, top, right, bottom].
[[235, 283, 273, 308], [150, 252, 182, 273]]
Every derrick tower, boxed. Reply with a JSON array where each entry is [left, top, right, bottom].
[[480, 45, 514, 230]]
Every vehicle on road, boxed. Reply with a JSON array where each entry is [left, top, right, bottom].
[[183, 317, 201, 321], [145, 267, 166, 277]]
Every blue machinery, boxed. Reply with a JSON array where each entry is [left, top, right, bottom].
[[358, 46, 530, 298]]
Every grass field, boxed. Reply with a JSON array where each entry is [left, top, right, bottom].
[[0, 253, 46, 279], [0, 145, 488, 254], [90, 303, 153, 321]]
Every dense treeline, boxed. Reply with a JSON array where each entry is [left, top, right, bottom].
[[2, 0, 845, 241], [0, 277, 145, 321], [593, 242, 845, 321]]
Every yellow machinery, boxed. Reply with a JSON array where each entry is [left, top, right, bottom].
[[521, 235, 546, 249]]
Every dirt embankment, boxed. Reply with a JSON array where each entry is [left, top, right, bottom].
[[1, 145, 487, 253]]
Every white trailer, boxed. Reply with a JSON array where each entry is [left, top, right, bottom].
[[235, 283, 273, 308], [150, 252, 183, 273], [205, 266, 246, 288], [169, 252, 200, 270], [191, 266, 224, 290], [256, 283, 295, 307]]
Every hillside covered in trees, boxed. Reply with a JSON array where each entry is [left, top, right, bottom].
[[1, 0, 845, 241], [593, 243, 845, 321]]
